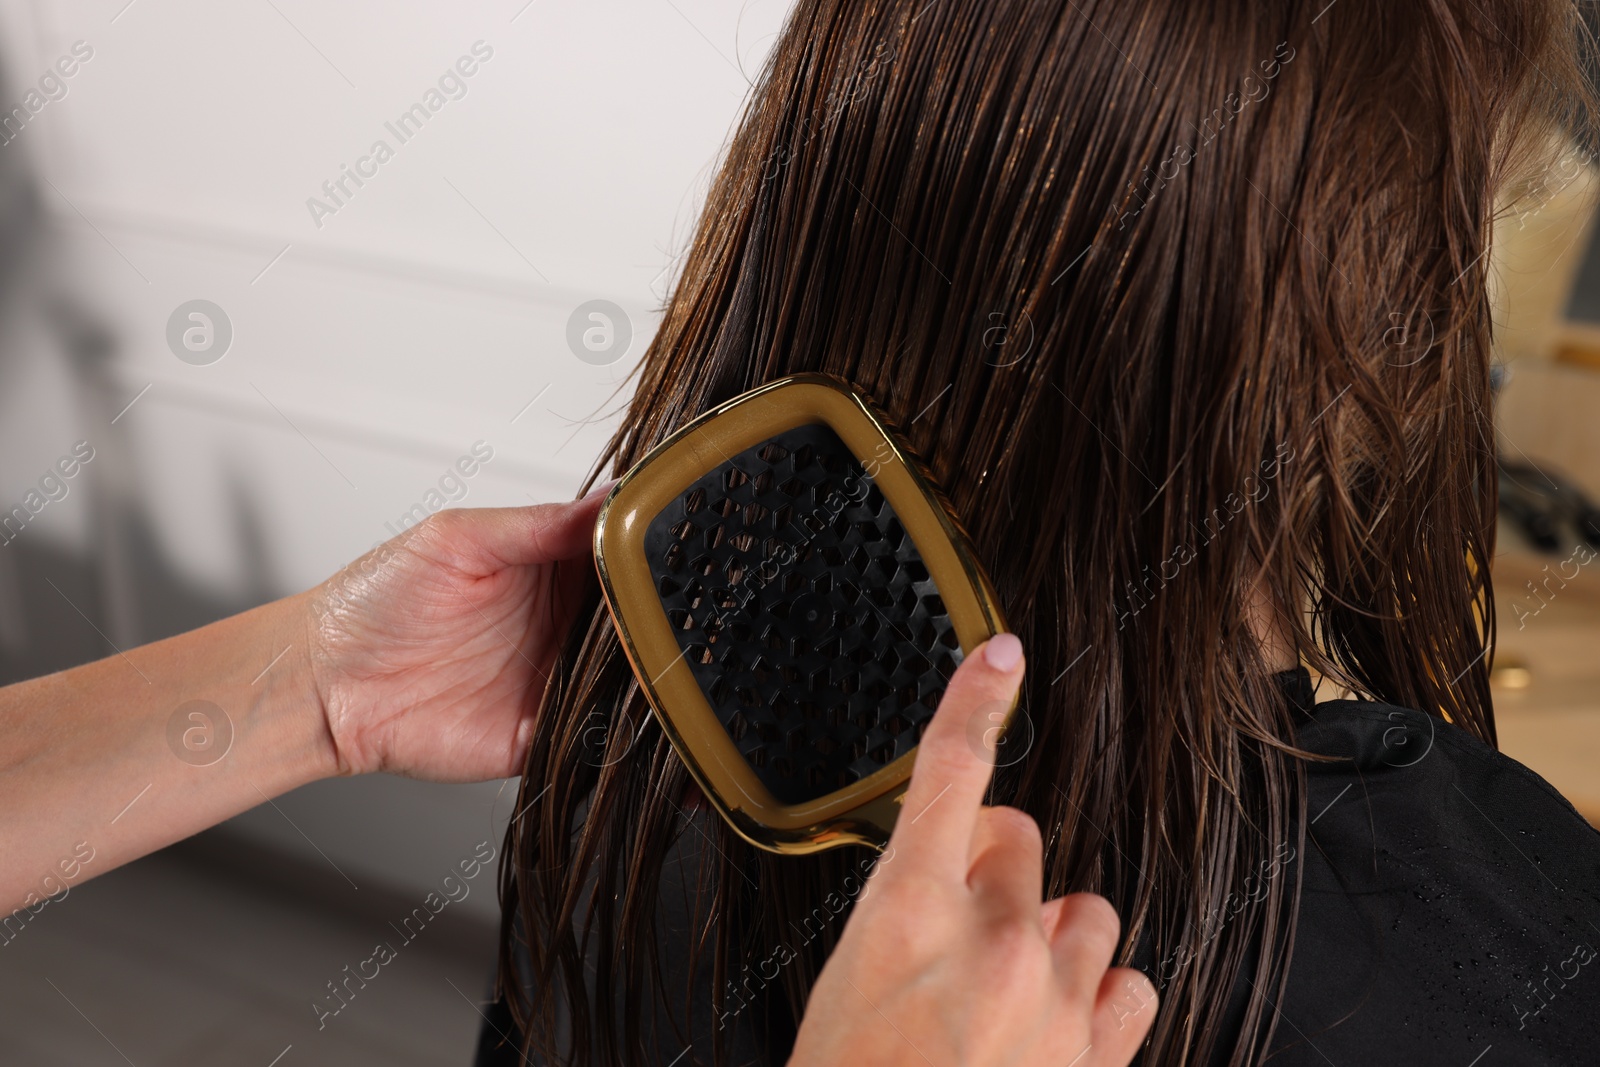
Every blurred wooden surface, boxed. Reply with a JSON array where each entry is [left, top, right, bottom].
[[1498, 361, 1600, 483], [1491, 548, 1600, 825]]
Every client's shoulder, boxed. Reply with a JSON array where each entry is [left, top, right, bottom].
[[1269, 696, 1600, 1066]]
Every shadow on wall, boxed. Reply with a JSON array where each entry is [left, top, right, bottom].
[[0, 92, 514, 938], [0, 264, 516, 919], [0, 283, 276, 687]]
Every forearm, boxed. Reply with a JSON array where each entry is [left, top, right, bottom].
[[0, 590, 337, 913]]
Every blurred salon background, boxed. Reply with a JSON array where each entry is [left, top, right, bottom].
[[0, 2, 1597, 1065]]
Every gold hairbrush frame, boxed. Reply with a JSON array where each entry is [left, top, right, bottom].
[[593, 373, 1010, 855]]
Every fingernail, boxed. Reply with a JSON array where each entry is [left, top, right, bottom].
[[983, 633, 1023, 671]]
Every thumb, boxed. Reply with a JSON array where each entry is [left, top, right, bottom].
[[431, 479, 617, 574]]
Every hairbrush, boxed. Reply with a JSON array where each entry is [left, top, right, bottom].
[[593, 373, 1011, 855]]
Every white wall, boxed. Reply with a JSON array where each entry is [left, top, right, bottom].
[[0, 0, 793, 918]]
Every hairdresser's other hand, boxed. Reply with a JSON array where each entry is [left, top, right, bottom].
[[303, 484, 611, 782], [788, 635, 1157, 1067]]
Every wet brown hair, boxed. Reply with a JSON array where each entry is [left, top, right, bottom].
[[496, 1, 1593, 1063]]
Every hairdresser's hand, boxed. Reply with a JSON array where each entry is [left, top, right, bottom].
[[303, 483, 612, 781], [788, 635, 1157, 1067]]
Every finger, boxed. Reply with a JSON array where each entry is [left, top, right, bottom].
[[887, 634, 1025, 882], [1090, 967, 1158, 1062], [1046, 893, 1124, 1006], [966, 805, 1045, 920], [426, 479, 618, 574], [1041, 895, 1067, 941]]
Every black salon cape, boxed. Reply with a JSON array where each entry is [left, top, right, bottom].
[[475, 669, 1600, 1065]]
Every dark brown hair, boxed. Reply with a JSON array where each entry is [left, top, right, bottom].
[[497, 1, 1593, 1063]]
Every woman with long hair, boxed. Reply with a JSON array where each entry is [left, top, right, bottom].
[[490, 0, 1600, 1064]]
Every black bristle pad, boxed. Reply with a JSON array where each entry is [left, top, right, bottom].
[[642, 423, 963, 805]]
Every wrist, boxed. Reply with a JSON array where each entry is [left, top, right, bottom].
[[289, 584, 353, 780], [244, 589, 346, 785]]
